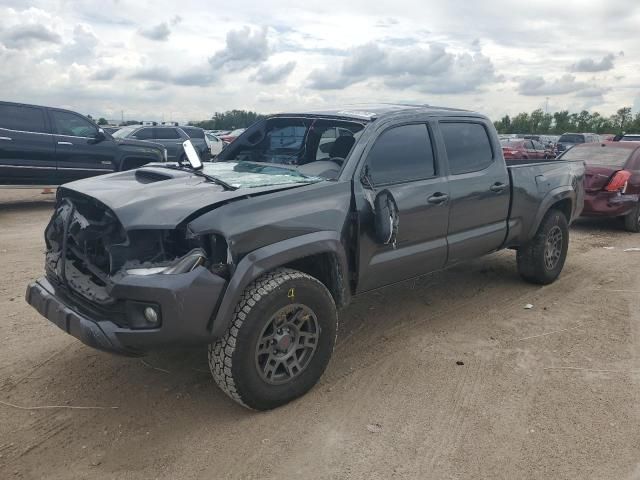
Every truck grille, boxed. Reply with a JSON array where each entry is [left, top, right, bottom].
[[45, 194, 126, 305]]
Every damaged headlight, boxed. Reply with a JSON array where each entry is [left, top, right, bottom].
[[126, 249, 206, 276]]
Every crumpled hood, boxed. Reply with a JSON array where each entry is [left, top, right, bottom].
[[59, 164, 316, 230]]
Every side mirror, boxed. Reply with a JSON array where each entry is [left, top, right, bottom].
[[182, 139, 203, 170], [91, 129, 106, 144], [373, 190, 399, 245]]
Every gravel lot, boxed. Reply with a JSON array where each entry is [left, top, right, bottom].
[[1, 189, 639, 479]]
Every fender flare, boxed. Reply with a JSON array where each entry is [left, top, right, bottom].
[[528, 186, 575, 239], [209, 231, 350, 337]]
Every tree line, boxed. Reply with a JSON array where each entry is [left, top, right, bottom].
[[89, 107, 640, 134], [189, 110, 265, 130], [493, 107, 639, 135]]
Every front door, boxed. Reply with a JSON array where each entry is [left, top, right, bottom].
[[438, 121, 510, 264], [153, 127, 185, 161], [0, 103, 55, 185], [356, 123, 450, 292], [49, 109, 115, 184]]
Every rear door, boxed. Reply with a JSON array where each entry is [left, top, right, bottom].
[[49, 109, 115, 184], [356, 122, 450, 292], [0, 103, 55, 185], [438, 120, 510, 264], [153, 127, 184, 161]]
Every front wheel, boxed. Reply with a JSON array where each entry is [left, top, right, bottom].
[[623, 202, 640, 232], [517, 209, 569, 285], [209, 268, 337, 410]]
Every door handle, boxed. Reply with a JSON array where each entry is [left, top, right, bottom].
[[427, 192, 449, 205], [57, 141, 73, 146], [0, 136, 12, 141], [490, 182, 507, 193]]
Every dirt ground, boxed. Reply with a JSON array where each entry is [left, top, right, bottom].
[[0, 188, 639, 480]]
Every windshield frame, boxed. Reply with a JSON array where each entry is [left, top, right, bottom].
[[215, 116, 368, 181], [112, 126, 139, 139]]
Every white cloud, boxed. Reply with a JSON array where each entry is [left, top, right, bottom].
[[0, 0, 639, 123], [138, 22, 172, 41]]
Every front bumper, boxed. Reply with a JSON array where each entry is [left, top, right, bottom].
[[26, 267, 227, 356], [582, 191, 639, 217]]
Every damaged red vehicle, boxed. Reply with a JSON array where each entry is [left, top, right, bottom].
[[559, 142, 640, 231]]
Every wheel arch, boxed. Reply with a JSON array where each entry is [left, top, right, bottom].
[[210, 231, 350, 337], [528, 187, 575, 239]]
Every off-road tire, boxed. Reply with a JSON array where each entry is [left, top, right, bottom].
[[517, 209, 569, 285], [623, 202, 640, 233], [208, 268, 337, 410]]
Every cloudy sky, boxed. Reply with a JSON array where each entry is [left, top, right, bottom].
[[1, 0, 639, 123]]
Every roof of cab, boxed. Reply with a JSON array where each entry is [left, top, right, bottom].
[[271, 103, 483, 122]]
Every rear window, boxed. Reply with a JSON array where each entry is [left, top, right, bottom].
[[621, 135, 640, 142], [134, 128, 153, 140], [441, 122, 494, 174], [559, 134, 585, 144], [0, 104, 47, 133], [154, 128, 181, 139], [182, 127, 205, 139], [500, 140, 524, 147], [561, 145, 632, 167]]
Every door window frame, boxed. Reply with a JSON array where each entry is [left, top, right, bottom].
[[437, 120, 496, 176], [49, 109, 99, 139], [361, 121, 440, 188]]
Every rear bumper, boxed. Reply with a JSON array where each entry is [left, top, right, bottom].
[[26, 267, 227, 356], [582, 191, 639, 217]]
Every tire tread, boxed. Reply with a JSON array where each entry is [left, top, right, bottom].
[[208, 268, 331, 409]]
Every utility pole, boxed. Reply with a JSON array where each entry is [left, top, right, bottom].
[[121, 110, 124, 124], [545, 97, 549, 115]]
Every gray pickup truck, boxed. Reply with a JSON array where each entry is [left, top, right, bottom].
[[26, 104, 585, 410]]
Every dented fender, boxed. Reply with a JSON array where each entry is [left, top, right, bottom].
[[209, 231, 350, 337]]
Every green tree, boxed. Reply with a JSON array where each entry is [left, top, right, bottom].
[[611, 107, 632, 133], [540, 113, 553, 133], [97, 117, 108, 125], [576, 110, 592, 132], [529, 109, 544, 133], [510, 113, 530, 133], [553, 111, 571, 134], [494, 115, 511, 133], [189, 110, 266, 130]]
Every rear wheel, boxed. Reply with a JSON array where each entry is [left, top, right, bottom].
[[208, 268, 337, 410], [623, 202, 640, 232], [517, 209, 569, 285]]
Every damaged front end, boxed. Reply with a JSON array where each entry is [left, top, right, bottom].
[[28, 190, 230, 354]]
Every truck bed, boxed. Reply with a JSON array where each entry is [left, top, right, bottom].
[[504, 159, 585, 247]]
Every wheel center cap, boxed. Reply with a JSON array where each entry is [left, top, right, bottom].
[[275, 332, 293, 352]]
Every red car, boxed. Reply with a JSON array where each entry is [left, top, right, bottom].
[[501, 139, 553, 161], [220, 128, 246, 144], [560, 142, 640, 232]]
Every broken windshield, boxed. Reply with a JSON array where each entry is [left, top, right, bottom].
[[199, 161, 323, 189], [217, 117, 366, 179]]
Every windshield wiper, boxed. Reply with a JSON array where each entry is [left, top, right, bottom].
[[159, 164, 238, 191]]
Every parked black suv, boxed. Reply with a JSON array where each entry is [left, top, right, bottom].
[[0, 101, 166, 185], [113, 125, 209, 162]]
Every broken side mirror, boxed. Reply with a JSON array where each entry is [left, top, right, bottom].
[[373, 190, 399, 246], [182, 139, 203, 170]]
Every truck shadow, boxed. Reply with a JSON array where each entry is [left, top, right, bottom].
[[571, 216, 628, 233]]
